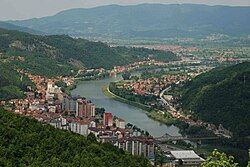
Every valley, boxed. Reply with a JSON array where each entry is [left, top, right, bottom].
[[0, 2, 250, 166]]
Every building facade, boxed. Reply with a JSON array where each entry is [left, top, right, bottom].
[[103, 112, 113, 126]]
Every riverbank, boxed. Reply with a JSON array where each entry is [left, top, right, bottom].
[[102, 83, 219, 136], [102, 85, 151, 111], [147, 110, 177, 126], [65, 81, 78, 95], [102, 84, 178, 126]]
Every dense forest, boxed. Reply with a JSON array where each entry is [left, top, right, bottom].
[[0, 63, 33, 100], [0, 108, 152, 167], [178, 62, 250, 137], [0, 28, 178, 77]]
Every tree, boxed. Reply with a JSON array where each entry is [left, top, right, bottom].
[[202, 149, 238, 167], [126, 123, 133, 128], [94, 118, 100, 124], [96, 108, 105, 117], [131, 75, 139, 81], [122, 72, 131, 80], [87, 132, 97, 143], [155, 149, 165, 167]]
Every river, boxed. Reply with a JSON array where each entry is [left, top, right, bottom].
[[72, 73, 181, 137]]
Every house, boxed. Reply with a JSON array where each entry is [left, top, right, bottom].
[[68, 118, 91, 136], [62, 95, 78, 113], [170, 150, 204, 167], [103, 112, 113, 127], [88, 127, 102, 137], [115, 118, 125, 129], [98, 131, 118, 143], [48, 106, 56, 113], [115, 136, 155, 159], [76, 99, 96, 118], [50, 116, 68, 130]]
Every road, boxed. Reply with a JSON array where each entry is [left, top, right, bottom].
[[159, 86, 176, 112], [159, 84, 232, 138], [159, 84, 196, 125], [155, 135, 219, 142]]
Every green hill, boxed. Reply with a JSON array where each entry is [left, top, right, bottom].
[[0, 108, 152, 167], [8, 4, 250, 38], [0, 64, 33, 100], [179, 62, 250, 137], [0, 28, 177, 77]]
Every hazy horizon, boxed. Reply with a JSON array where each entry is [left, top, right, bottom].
[[0, 0, 250, 21]]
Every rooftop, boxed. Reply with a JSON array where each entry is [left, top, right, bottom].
[[170, 150, 204, 161]]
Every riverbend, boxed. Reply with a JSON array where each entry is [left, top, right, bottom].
[[72, 74, 181, 137]]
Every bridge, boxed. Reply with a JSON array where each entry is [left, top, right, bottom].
[[155, 134, 219, 142]]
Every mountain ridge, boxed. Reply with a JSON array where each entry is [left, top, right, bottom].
[[0, 22, 44, 35], [8, 4, 250, 38], [0, 28, 177, 77]]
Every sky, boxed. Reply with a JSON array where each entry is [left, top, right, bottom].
[[0, 0, 250, 21]]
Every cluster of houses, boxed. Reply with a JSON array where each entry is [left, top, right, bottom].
[[47, 93, 156, 159], [0, 72, 156, 159], [110, 59, 167, 76], [122, 74, 188, 96], [38, 80, 156, 159]]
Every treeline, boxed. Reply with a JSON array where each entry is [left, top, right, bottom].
[[179, 62, 250, 137], [0, 28, 178, 77], [0, 108, 152, 167]]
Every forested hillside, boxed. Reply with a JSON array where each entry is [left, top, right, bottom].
[[0, 108, 152, 167], [0, 28, 177, 77], [179, 62, 250, 137], [0, 64, 33, 100]]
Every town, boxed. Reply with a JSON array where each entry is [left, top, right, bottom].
[[0, 69, 211, 166], [1, 49, 242, 166], [109, 65, 233, 139], [0, 45, 246, 166]]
